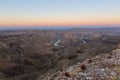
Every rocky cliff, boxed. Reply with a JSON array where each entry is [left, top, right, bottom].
[[43, 45, 120, 80]]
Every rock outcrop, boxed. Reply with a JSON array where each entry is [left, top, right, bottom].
[[43, 46, 120, 80]]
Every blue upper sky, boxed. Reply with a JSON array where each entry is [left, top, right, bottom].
[[0, 0, 120, 28]]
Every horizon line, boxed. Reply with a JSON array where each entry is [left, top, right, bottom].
[[0, 26, 120, 30]]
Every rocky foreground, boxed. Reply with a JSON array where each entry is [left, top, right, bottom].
[[43, 45, 120, 80]]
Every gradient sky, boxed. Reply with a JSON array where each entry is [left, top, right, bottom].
[[0, 0, 120, 28]]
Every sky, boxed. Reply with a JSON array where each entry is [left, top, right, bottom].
[[0, 0, 120, 28]]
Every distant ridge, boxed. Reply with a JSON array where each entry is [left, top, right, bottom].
[[0, 27, 120, 34], [69, 27, 120, 34]]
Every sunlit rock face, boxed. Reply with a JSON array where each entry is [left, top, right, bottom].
[[44, 47, 120, 80]]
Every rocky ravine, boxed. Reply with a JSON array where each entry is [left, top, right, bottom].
[[43, 45, 120, 80]]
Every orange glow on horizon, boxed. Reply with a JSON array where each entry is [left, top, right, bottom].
[[0, 16, 120, 27]]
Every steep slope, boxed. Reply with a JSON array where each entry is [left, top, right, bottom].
[[43, 45, 120, 80]]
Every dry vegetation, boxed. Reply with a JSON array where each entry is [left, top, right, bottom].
[[44, 45, 120, 80]]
